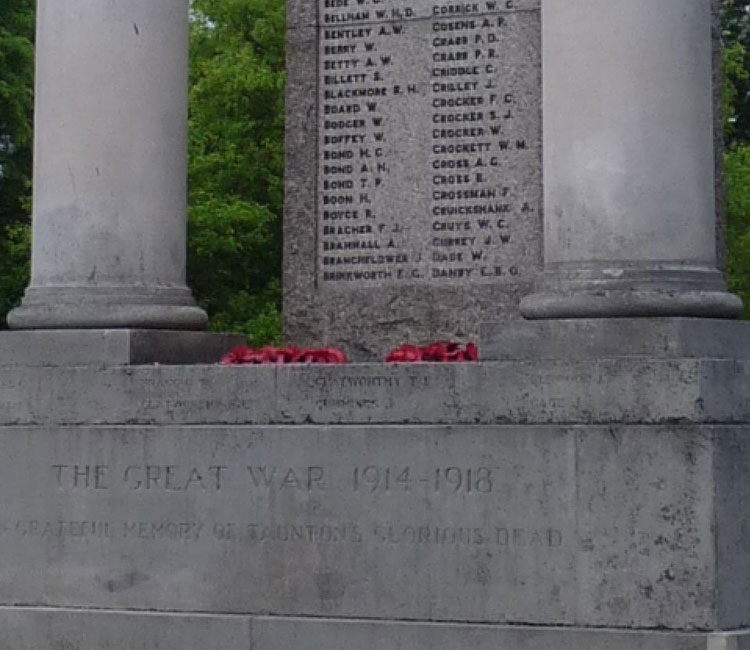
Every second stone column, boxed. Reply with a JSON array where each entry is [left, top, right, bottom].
[[521, 0, 742, 319]]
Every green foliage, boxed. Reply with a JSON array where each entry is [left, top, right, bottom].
[[188, 197, 282, 344], [0, 221, 29, 316], [0, 0, 33, 223], [722, 1, 750, 146], [723, 2, 750, 317], [0, 0, 33, 325], [188, 0, 285, 343], [726, 146, 750, 317], [722, 40, 749, 141]]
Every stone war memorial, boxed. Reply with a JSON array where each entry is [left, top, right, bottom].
[[1, 0, 750, 648], [285, 0, 542, 359]]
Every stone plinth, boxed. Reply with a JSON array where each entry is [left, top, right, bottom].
[[0, 330, 244, 367], [0, 321, 748, 647], [480, 318, 750, 361], [0, 610, 748, 650], [1, 422, 749, 629]]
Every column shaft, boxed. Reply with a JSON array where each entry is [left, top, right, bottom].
[[521, 0, 742, 319], [8, 0, 206, 329]]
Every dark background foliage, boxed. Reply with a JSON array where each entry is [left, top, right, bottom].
[[723, 1, 750, 315], [188, 0, 285, 344], [0, 0, 33, 319]]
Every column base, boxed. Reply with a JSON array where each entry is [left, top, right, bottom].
[[520, 264, 743, 320], [6, 285, 208, 330]]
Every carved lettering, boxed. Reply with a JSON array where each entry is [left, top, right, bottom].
[[316, 0, 540, 285]]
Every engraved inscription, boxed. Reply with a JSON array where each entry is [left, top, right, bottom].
[[47, 463, 503, 495], [0, 425, 715, 625], [0, 426, 580, 621], [0, 459, 570, 557], [352, 465, 494, 493], [1, 517, 563, 550], [52, 464, 227, 491], [317, 0, 540, 285]]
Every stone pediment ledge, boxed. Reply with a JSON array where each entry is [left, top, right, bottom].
[[0, 319, 748, 427]]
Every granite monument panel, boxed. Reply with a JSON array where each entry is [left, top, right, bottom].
[[285, 0, 542, 358], [0, 422, 749, 630]]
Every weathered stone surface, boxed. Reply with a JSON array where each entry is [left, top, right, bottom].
[[0, 423, 747, 629], [8, 0, 206, 330], [0, 356, 748, 426], [4, 1, 744, 648], [284, 0, 543, 359], [250, 618, 750, 650], [480, 319, 750, 361], [285, 0, 732, 356], [715, 429, 750, 628], [0, 325, 748, 640], [521, 0, 741, 320], [0, 608, 250, 650], [0, 330, 243, 367], [713, 0, 728, 273], [2, 608, 748, 650], [541, 0, 715, 267]]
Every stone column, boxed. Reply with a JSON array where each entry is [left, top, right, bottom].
[[520, 0, 743, 319], [7, 0, 207, 329]]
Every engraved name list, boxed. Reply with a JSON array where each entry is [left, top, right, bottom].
[[318, 0, 541, 285]]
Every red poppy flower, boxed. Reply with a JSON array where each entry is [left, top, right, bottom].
[[220, 346, 348, 365], [385, 341, 478, 363]]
